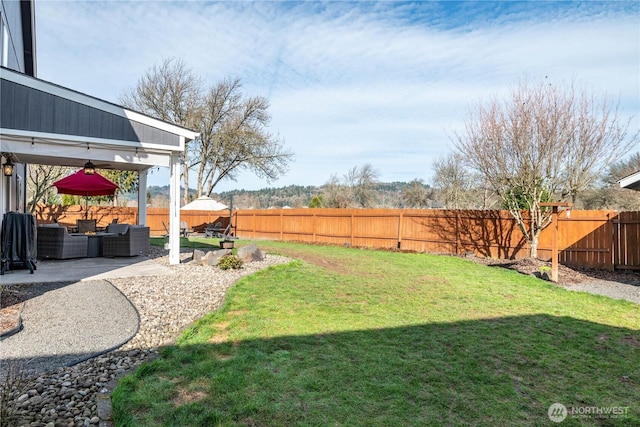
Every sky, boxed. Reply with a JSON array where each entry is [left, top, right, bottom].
[[35, 1, 640, 192]]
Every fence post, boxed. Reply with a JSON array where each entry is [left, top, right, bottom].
[[313, 212, 317, 243], [455, 210, 460, 255], [350, 211, 355, 247], [252, 211, 256, 239], [540, 202, 572, 282], [397, 210, 403, 250]]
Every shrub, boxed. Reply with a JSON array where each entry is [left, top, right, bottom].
[[218, 254, 243, 270]]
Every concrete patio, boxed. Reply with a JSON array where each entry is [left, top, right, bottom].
[[0, 255, 172, 286]]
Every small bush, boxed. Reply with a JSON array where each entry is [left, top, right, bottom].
[[218, 255, 243, 270]]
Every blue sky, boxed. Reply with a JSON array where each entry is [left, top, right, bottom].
[[35, 1, 640, 192]]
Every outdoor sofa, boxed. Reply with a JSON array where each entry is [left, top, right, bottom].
[[102, 224, 150, 257], [36, 224, 88, 259]]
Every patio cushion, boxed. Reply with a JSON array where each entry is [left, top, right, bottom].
[[102, 226, 149, 257], [37, 226, 88, 259], [107, 223, 130, 235]]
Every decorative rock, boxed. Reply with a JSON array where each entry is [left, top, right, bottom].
[[192, 249, 205, 264], [204, 249, 232, 266], [237, 244, 265, 262]]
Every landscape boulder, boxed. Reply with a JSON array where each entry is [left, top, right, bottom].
[[192, 249, 206, 264], [192, 249, 232, 266], [204, 249, 232, 266], [237, 244, 265, 263]]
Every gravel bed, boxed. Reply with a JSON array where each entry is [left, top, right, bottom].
[[561, 277, 640, 304], [3, 247, 290, 427]]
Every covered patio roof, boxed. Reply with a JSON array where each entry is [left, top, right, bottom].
[[619, 170, 640, 191], [1, 66, 198, 264], [1, 66, 197, 169]]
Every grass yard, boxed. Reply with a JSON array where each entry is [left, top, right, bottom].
[[113, 241, 639, 426]]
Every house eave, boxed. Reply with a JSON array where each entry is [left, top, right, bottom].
[[618, 170, 640, 191]]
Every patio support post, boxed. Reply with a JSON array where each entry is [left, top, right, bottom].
[[138, 169, 148, 226], [168, 152, 181, 265]]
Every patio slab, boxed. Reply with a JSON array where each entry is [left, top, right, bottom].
[[0, 256, 172, 286]]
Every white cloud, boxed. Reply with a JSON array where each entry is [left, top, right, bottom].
[[35, 1, 639, 191]]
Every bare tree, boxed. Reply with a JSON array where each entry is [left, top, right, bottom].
[[26, 165, 70, 213], [454, 77, 638, 257], [121, 60, 292, 201], [431, 153, 473, 209], [603, 152, 640, 186], [321, 164, 380, 208], [345, 163, 380, 208], [120, 58, 202, 204], [322, 174, 353, 208], [401, 179, 432, 208], [193, 78, 293, 197], [578, 152, 640, 210]]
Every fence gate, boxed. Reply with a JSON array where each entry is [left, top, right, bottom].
[[613, 211, 640, 271]]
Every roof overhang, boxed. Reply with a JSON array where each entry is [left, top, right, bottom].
[[0, 67, 198, 171], [619, 170, 640, 191]]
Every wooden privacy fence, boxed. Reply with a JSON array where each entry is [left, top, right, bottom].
[[33, 206, 639, 271], [32, 204, 139, 228], [233, 208, 640, 271]]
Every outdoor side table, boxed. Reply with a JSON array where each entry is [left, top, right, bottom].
[[85, 233, 116, 257]]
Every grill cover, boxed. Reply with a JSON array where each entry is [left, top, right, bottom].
[[1, 212, 37, 274]]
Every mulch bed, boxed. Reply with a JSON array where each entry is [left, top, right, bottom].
[[463, 254, 640, 286], [1, 288, 25, 336]]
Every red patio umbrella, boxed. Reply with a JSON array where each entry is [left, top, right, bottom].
[[53, 169, 119, 218]]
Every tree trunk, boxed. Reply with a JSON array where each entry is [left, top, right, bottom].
[[529, 234, 539, 259]]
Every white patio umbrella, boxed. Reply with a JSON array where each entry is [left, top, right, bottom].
[[180, 196, 228, 211]]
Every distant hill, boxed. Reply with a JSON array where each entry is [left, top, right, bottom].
[[145, 182, 429, 209]]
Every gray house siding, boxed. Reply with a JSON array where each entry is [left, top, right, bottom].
[[1, 77, 181, 146]]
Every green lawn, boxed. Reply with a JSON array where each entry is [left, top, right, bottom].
[[113, 241, 639, 426]]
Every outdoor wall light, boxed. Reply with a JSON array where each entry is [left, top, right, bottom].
[[3, 156, 14, 177], [84, 160, 96, 175]]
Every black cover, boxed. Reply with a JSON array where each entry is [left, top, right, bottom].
[[1, 212, 37, 275]]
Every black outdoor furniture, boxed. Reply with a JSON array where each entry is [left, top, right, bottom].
[[36, 225, 88, 260], [102, 224, 150, 257], [205, 221, 229, 238], [1, 212, 37, 274], [180, 221, 192, 238]]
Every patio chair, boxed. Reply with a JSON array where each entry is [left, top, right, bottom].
[[77, 219, 96, 233], [204, 221, 224, 238], [37, 225, 88, 259], [102, 224, 150, 257], [180, 221, 192, 238]]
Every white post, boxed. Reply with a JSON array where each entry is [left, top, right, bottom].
[[168, 152, 181, 265], [137, 169, 148, 226]]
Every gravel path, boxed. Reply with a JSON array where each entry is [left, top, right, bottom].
[[561, 278, 640, 305], [0, 280, 139, 375], [1, 248, 291, 427]]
